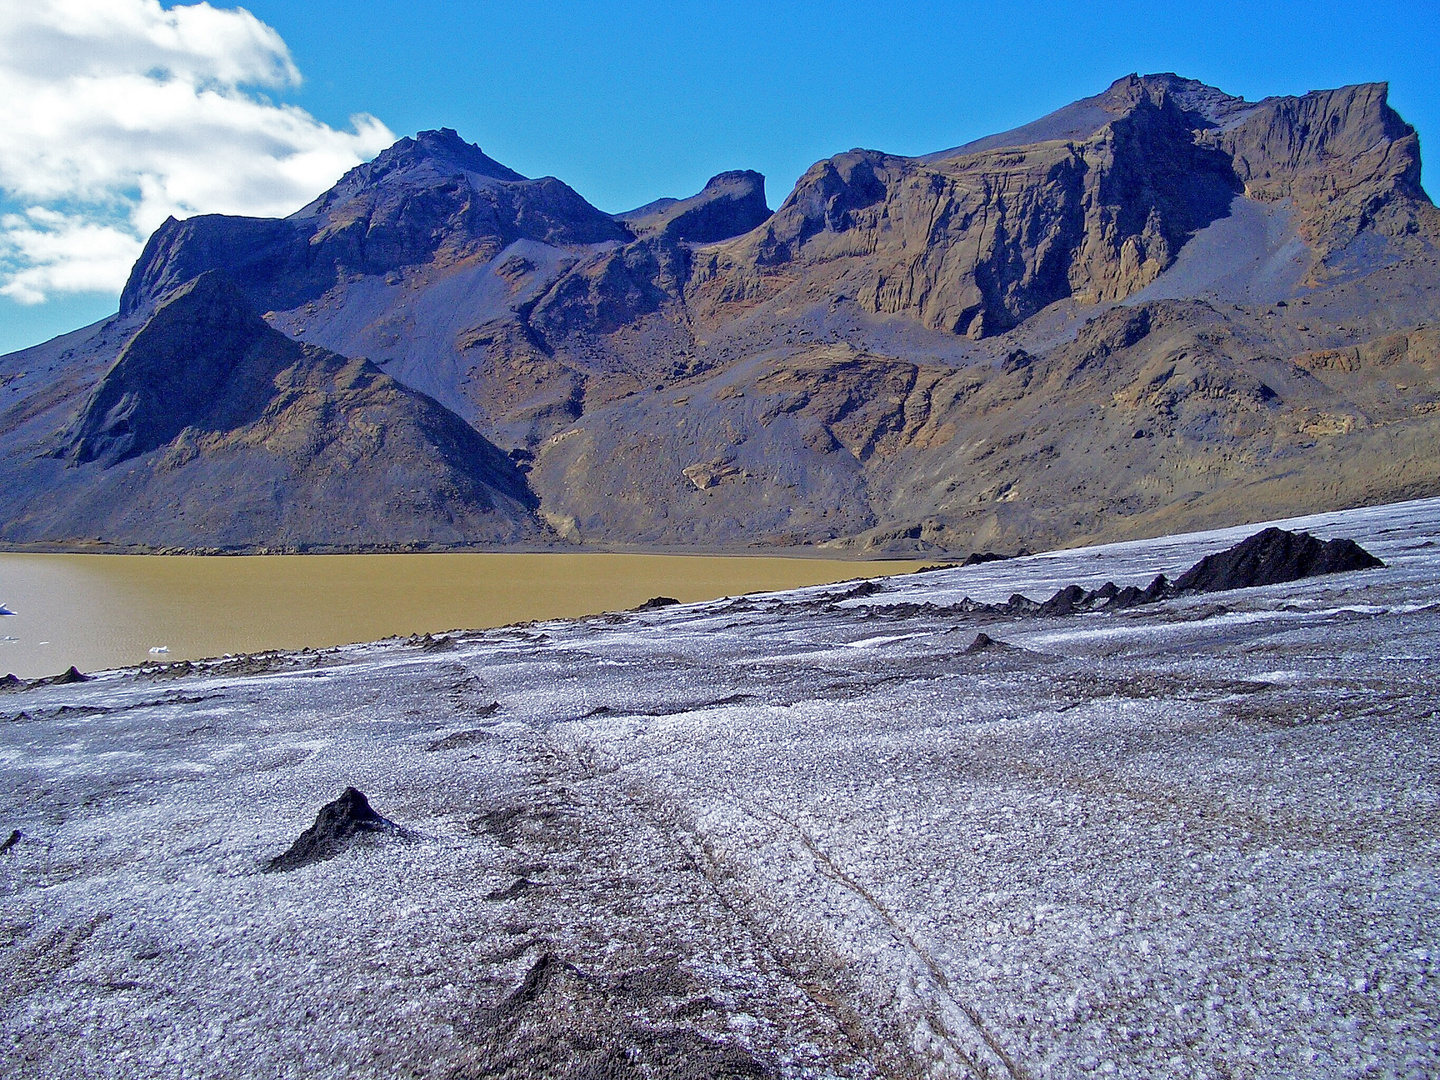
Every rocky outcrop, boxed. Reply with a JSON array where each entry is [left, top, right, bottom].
[[1206, 83, 1438, 271], [1173, 527, 1383, 591], [265, 787, 402, 872], [686, 91, 1241, 337], [860, 527, 1381, 621], [688, 75, 1433, 339], [528, 236, 691, 339], [507, 171, 771, 353], [617, 170, 771, 243]]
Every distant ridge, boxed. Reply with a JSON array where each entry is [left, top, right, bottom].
[[920, 73, 1262, 161]]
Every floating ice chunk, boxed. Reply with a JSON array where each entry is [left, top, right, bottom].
[[149, 645, 170, 654]]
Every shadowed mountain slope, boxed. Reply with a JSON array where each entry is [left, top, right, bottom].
[[617, 170, 771, 243], [3, 75, 1439, 554], [0, 273, 543, 551]]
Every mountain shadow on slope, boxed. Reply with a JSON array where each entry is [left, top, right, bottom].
[[0, 272, 544, 551], [71, 270, 288, 466]]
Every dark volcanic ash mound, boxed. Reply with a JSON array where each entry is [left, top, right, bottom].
[[1175, 527, 1384, 593], [265, 787, 403, 873]]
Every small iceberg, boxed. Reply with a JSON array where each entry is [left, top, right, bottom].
[[149, 645, 170, 655], [0, 604, 15, 616]]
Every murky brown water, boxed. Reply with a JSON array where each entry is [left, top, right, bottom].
[[0, 552, 928, 678]]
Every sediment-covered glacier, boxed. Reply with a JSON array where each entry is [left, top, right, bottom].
[[3, 499, 1438, 1079]]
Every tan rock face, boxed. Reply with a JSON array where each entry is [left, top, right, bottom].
[[688, 83, 1242, 337], [687, 76, 1434, 345], [1205, 83, 1438, 274]]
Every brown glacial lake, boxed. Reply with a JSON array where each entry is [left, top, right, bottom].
[[0, 552, 928, 678]]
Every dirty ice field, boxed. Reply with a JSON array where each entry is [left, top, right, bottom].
[[2, 498, 1438, 1080]]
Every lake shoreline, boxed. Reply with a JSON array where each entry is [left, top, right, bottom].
[[0, 550, 937, 678], [0, 538, 961, 559]]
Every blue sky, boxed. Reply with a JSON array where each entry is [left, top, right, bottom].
[[2, 0, 1436, 354]]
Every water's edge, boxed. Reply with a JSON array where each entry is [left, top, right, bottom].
[[0, 551, 932, 678]]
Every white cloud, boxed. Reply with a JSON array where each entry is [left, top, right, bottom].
[[0, 0, 394, 304], [0, 210, 143, 303]]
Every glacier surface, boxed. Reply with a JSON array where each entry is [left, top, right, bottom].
[[2, 498, 1438, 1078]]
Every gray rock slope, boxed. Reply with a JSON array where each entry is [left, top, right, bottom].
[[3, 74, 1438, 553]]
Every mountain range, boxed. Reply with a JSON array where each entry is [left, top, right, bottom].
[[2, 73, 1437, 554]]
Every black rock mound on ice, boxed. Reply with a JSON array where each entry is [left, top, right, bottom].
[[265, 787, 402, 873], [1175, 527, 1385, 593], [963, 632, 1009, 653], [865, 528, 1381, 622], [27, 666, 90, 687]]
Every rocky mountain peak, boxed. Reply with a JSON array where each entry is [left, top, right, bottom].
[[701, 169, 765, 194], [119, 127, 628, 320], [922, 73, 1261, 165], [408, 128, 530, 181], [1099, 73, 1256, 127], [296, 128, 530, 217]]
